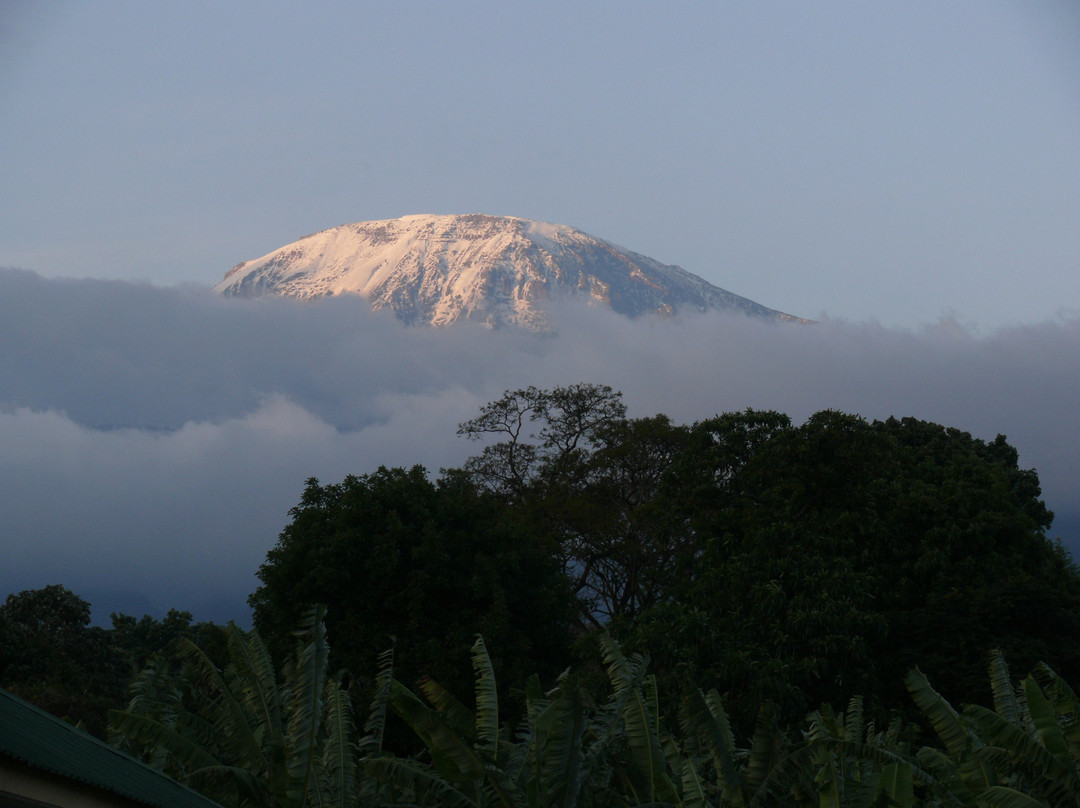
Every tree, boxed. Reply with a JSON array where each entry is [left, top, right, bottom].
[[630, 411, 1080, 730], [457, 383, 627, 499], [458, 384, 694, 629], [110, 608, 228, 677], [248, 466, 573, 709], [0, 584, 129, 736]]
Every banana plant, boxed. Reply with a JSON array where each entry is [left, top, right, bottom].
[[905, 650, 1080, 808], [381, 634, 522, 808], [387, 633, 695, 808], [594, 633, 682, 806], [109, 605, 366, 808], [734, 695, 927, 808], [677, 669, 775, 808]]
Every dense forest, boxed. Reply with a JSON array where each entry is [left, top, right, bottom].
[[3, 383, 1079, 808]]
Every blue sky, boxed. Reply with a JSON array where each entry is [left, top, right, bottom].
[[2, 2, 1080, 623], [3, 1, 1078, 329]]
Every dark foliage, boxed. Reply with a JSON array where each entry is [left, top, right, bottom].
[[13, 384, 1079, 759], [631, 410, 1080, 731], [0, 584, 226, 737], [0, 585, 128, 736], [248, 465, 574, 711]]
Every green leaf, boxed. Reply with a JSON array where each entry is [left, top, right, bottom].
[[844, 696, 864, 747], [390, 679, 485, 786], [285, 604, 329, 808], [1033, 663, 1080, 766], [875, 762, 915, 808], [814, 752, 841, 808], [1024, 676, 1073, 771], [360, 644, 394, 757], [744, 703, 782, 800], [988, 650, 1023, 729], [186, 764, 277, 808], [680, 758, 709, 808], [977, 786, 1052, 808], [226, 623, 284, 744], [420, 676, 477, 741], [681, 682, 744, 808], [622, 680, 680, 805], [965, 703, 1072, 787], [905, 667, 976, 759], [176, 636, 270, 775], [322, 679, 357, 808], [366, 756, 478, 808], [532, 677, 589, 808], [472, 635, 500, 765], [108, 708, 223, 772]]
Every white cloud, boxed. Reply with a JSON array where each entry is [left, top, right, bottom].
[[2, 270, 1077, 623]]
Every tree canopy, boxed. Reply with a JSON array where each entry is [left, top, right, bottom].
[[6, 382, 1080, 808], [450, 385, 1080, 728], [248, 465, 573, 705], [631, 409, 1080, 727]]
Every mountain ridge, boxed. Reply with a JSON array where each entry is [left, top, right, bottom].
[[214, 214, 803, 329]]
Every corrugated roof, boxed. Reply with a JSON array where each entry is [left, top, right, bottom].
[[0, 687, 224, 808]]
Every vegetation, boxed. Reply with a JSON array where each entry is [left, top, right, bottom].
[[111, 605, 368, 808], [0, 584, 225, 736], [631, 408, 1080, 728], [450, 385, 1080, 728], [109, 608, 1080, 808], [248, 465, 573, 709], [4, 382, 1080, 807]]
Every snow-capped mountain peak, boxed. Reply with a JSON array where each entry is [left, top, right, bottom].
[[214, 214, 801, 328]]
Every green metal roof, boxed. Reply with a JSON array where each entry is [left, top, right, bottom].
[[0, 687, 225, 808]]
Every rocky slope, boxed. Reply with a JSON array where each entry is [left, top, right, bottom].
[[215, 214, 801, 328]]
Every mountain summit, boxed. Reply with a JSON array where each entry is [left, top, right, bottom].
[[214, 214, 800, 328]]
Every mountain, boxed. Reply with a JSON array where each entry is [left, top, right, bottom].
[[214, 214, 801, 329]]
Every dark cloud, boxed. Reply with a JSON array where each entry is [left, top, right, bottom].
[[2, 269, 1077, 624]]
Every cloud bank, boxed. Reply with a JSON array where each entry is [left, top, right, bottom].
[[3, 268, 1078, 624]]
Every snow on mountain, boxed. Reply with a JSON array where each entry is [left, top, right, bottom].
[[214, 214, 801, 329]]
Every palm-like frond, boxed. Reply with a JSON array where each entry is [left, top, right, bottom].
[[176, 636, 270, 775], [965, 704, 1076, 790], [360, 644, 395, 758], [842, 696, 863, 747], [226, 623, 284, 745], [108, 708, 223, 773], [977, 785, 1053, 808], [680, 682, 745, 808], [532, 675, 590, 808], [1033, 664, 1080, 766], [599, 633, 648, 700], [185, 764, 279, 808], [391, 679, 485, 786], [874, 761, 916, 808], [680, 757, 710, 808], [420, 676, 477, 741], [598, 636, 678, 806], [748, 743, 819, 808], [814, 749, 842, 808], [472, 635, 501, 766], [322, 679, 357, 808], [915, 746, 981, 808], [285, 604, 330, 808], [905, 667, 979, 760], [990, 650, 1025, 729], [1024, 676, 1074, 774], [110, 607, 371, 808], [744, 704, 783, 800], [366, 756, 479, 808]]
